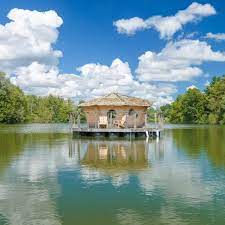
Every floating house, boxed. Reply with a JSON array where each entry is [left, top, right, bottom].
[[71, 92, 162, 138], [79, 92, 151, 128]]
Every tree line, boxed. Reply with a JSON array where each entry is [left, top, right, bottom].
[[1, 71, 225, 125], [160, 76, 225, 124], [0, 72, 75, 124]]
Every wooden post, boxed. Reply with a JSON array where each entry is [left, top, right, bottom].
[[110, 112, 112, 128], [134, 113, 137, 129], [73, 113, 76, 128], [77, 114, 80, 128], [125, 113, 128, 128], [145, 113, 147, 128], [87, 114, 89, 128], [69, 113, 72, 130], [154, 112, 157, 129], [95, 110, 97, 128]]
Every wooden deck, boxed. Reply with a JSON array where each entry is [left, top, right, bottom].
[[72, 127, 161, 138]]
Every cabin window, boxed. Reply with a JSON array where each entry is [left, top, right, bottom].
[[129, 109, 138, 117], [107, 110, 116, 119]]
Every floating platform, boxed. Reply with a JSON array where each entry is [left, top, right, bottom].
[[72, 127, 161, 139]]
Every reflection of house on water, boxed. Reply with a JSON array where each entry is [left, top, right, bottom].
[[69, 139, 166, 171]]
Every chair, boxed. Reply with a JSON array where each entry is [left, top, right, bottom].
[[114, 115, 127, 128], [98, 116, 108, 128]]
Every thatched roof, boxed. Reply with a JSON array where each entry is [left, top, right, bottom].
[[79, 92, 151, 107]]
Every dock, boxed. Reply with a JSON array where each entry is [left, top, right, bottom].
[[72, 127, 161, 138]]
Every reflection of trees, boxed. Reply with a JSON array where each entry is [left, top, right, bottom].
[[74, 140, 149, 171], [0, 132, 69, 174], [172, 127, 225, 167], [0, 133, 26, 174], [0, 131, 74, 225]]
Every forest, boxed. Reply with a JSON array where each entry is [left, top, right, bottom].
[[1, 71, 225, 124], [160, 76, 225, 124], [0, 72, 74, 123]]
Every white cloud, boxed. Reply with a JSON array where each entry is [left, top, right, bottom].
[[113, 17, 147, 35], [12, 62, 60, 90], [54, 59, 176, 106], [136, 39, 225, 82], [5, 8, 224, 107], [205, 32, 225, 41], [0, 8, 62, 73], [0, 8, 175, 106], [186, 85, 197, 90], [11, 59, 176, 106], [114, 2, 216, 39]]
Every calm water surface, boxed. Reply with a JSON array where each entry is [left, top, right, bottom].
[[0, 124, 224, 225]]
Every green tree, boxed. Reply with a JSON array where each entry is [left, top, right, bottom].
[[168, 88, 207, 124], [0, 72, 27, 123], [160, 104, 172, 122], [0, 72, 75, 124], [205, 76, 225, 124]]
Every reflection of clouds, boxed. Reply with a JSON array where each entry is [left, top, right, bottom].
[[111, 173, 129, 188], [0, 177, 61, 225], [159, 206, 188, 225], [0, 184, 8, 200], [138, 163, 213, 203], [138, 136, 214, 204], [12, 143, 78, 182], [116, 209, 143, 225], [116, 207, 189, 225], [79, 166, 130, 187], [79, 166, 108, 185], [0, 138, 78, 225], [0, 132, 224, 225]]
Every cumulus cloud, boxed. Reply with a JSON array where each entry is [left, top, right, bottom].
[[136, 39, 225, 82], [11, 59, 176, 106], [113, 17, 147, 35], [114, 2, 216, 39], [0, 8, 176, 106], [186, 85, 197, 90], [205, 32, 225, 41], [0, 8, 63, 73], [4, 7, 224, 107]]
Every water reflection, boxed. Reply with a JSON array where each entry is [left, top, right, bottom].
[[0, 125, 225, 225], [0, 132, 74, 225], [172, 126, 225, 167], [76, 140, 149, 170]]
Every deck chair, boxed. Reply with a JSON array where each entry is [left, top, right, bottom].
[[114, 115, 127, 128], [98, 116, 108, 128]]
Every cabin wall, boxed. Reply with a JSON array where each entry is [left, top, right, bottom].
[[82, 106, 148, 128]]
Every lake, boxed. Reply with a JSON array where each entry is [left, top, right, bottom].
[[0, 124, 224, 225]]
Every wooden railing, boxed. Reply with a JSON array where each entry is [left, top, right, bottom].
[[69, 112, 164, 130]]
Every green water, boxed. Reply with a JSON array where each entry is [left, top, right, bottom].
[[0, 124, 224, 225]]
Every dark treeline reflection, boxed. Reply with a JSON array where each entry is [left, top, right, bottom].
[[0, 133, 25, 174], [172, 127, 225, 167], [0, 132, 69, 173]]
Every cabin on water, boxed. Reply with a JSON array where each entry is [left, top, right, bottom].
[[71, 92, 162, 138]]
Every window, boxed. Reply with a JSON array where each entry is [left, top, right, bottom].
[[128, 109, 138, 117], [107, 110, 116, 119]]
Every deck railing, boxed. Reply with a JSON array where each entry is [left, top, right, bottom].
[[69, 112, 164, 131]]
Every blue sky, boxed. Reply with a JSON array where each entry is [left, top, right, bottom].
[[0, 0, 225, 106]]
